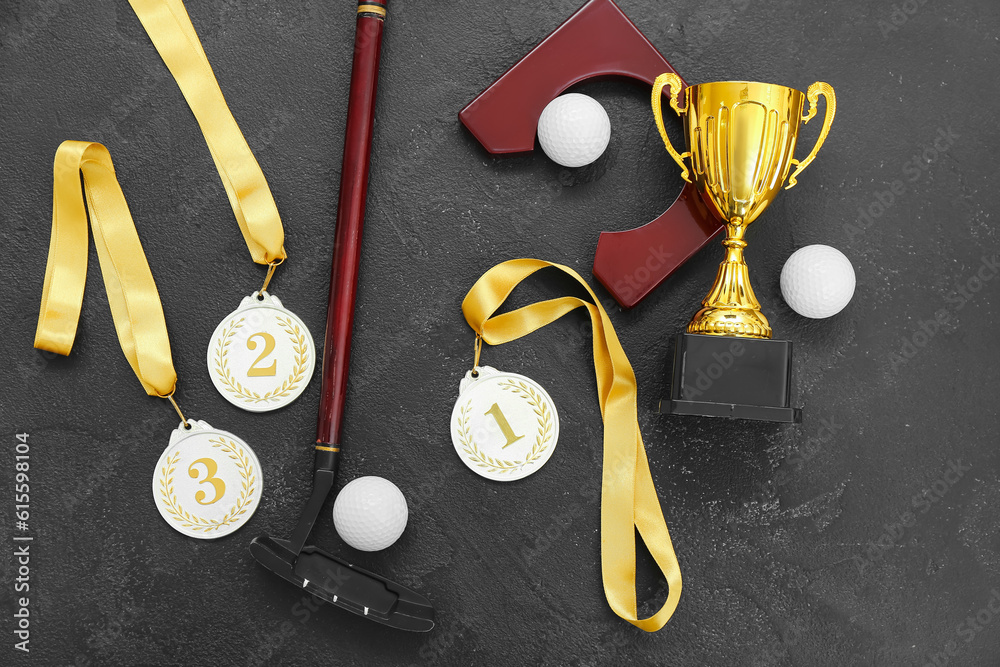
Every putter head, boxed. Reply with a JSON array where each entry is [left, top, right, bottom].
[[250, 535, 435, 632]]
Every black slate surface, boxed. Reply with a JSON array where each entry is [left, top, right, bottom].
[[2, 1, 999, 665]]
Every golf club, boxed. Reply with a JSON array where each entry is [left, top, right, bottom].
[[249, 0, 435, 632]]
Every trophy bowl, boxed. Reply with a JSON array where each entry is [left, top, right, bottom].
[[653, 76, 835, 338], [653, 76, 835, 421]]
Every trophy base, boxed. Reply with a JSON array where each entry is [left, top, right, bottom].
[[658, 333, 801, 423]]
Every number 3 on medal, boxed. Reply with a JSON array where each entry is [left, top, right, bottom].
[[485, 402, 524, 448], [246, 332, 277, 377], [188, 458, 225, 505]]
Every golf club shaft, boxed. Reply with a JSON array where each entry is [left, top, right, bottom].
[[289, 1, 387, 557], [316, 0, 387, 455]]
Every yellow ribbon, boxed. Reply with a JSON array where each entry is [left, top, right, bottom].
[[34, 141, 177, 399], [462, 258, 682, 632], [128, 0, 286, 265]]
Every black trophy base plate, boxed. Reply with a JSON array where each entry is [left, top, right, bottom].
[[659, 333, 802, 423]]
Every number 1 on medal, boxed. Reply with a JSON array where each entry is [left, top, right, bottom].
[[484, 403, 524, 448]]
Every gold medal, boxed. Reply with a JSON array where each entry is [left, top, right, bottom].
[[34, 141, 264, 541], [127, 0, 317, 411], [207, 291, 316, 412], [459, 259, 683, 631], [153, 420, 263, 539], [450, 366, 559, 482]]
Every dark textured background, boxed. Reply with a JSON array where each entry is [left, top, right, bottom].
[[2, 0, 999, 665]]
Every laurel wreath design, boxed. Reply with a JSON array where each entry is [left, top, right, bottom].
[[457, 379, 554, 474], [213, 315, 309, 404], [157, 437, 257, 532]]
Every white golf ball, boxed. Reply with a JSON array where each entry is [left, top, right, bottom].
[[536, 93, 611, 168], [333, 476, 408, 552], [780, 245, 856, 319]]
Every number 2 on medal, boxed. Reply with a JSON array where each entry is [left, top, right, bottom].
[[246, 332, 277, 376], [188, 458, 225, 505], [485, 403, 524, 448]]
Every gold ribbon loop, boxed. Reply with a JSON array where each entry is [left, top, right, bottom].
[[34, 141, 177, 398], [462, 258, 682, 632], [128, 0, 286, 265]]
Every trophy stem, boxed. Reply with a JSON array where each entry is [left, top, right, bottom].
[[686, 219, 772, 339]]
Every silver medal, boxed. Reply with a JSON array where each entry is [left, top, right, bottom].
[[152, 419, 263, 539], [207, 291, 316, 412], [450, 365, 559, 482]]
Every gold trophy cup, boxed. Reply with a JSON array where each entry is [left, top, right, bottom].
[[653, 77, 835, 421]]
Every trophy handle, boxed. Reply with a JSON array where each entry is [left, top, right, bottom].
[[786, 82, 836, 189], [651, 73, 691, 182]]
